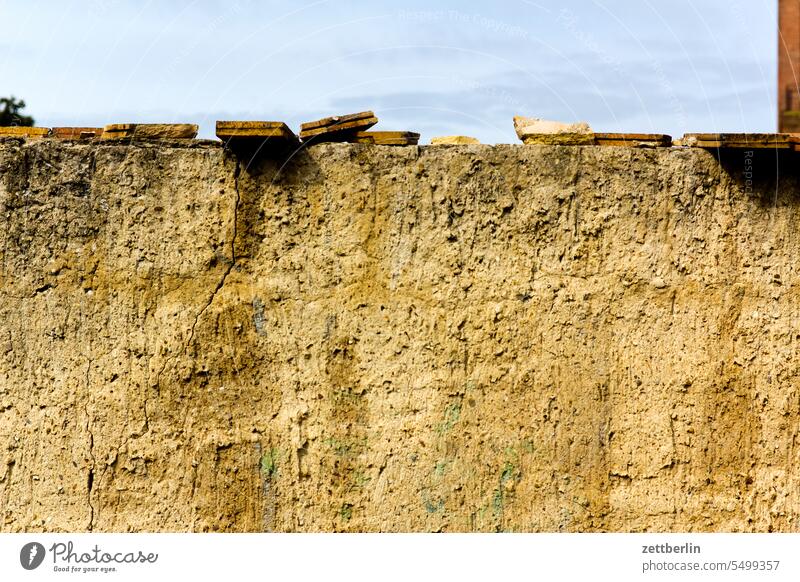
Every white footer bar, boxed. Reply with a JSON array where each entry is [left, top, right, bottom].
[[0, 533, 796, 581]]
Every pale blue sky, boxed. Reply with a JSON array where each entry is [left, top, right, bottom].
[[0, 0, 778, 142]]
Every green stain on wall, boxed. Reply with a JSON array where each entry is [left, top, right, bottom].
[[438, 402, 462, 434], [260, 448, 279, 478], [340, 503, 353, 521]]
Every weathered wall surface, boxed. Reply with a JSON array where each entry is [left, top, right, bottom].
[[1, 138, 799, 532]]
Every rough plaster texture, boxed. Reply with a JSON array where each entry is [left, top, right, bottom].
[[1, 138, 799, 532]]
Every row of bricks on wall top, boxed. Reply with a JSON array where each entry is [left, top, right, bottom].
[[1, 115, 800, 150]]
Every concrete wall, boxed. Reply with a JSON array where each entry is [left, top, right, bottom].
[[1, 138, 800, 532]]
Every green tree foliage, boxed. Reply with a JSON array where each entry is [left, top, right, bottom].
[[0, 96, 34, 126]]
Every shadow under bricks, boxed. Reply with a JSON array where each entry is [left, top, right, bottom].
[[715, 149, 800, 206]]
